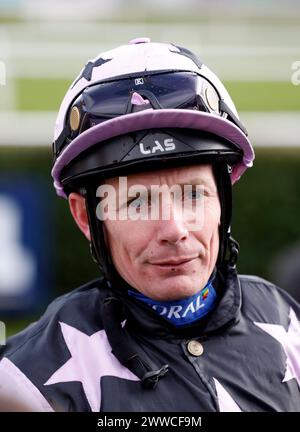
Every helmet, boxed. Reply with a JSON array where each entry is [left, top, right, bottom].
[[51, 38, 254, 280]]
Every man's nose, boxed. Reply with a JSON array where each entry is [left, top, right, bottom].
[[156, 205, 189, 245]]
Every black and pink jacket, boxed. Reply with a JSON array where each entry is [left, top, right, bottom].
[[0, 268, 299, 412]]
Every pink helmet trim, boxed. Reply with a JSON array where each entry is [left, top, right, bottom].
[[52, 108, 254, 198]]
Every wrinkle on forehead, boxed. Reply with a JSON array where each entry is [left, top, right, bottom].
[[104, 164, 217, 190]]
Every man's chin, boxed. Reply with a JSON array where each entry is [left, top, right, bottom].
[[147, 274, 202, 301]]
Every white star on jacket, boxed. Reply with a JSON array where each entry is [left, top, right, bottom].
[[254, 307, 300, 386], [44, 322, 139, 412], [213, 378, 242, 412]]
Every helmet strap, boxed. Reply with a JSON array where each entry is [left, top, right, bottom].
[[82, 185, 115, 281], [213, 163, 240, 271], [227, 235, 240, 268], [213, 163, 231, 266]]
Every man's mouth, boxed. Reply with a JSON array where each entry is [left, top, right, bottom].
[[149, 256, 198, 267]]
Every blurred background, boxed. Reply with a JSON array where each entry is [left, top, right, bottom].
[[0, 0, 300, 338]]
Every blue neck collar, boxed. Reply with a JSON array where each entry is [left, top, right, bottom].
[[128, 278, 217, 327]]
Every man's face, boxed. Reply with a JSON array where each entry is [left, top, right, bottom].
[[103, 164, 221, 301]]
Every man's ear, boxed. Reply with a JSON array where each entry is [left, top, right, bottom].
[[68, 192, 91, 241]]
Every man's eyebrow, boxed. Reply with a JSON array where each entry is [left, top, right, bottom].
[[176, 178, 211, 186], [120, 178, 213, 194], [124, 178, 212, 188]]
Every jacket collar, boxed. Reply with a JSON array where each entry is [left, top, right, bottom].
[[101, 264, 242, 340]]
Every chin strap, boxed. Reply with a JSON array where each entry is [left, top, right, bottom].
[[101, 294, 169, 389], [213, 163, 233, 267], [81, 185, 114, 280], [227, 235, 240, 268]]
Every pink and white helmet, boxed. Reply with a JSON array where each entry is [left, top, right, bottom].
[[51, 38, 254, 198]]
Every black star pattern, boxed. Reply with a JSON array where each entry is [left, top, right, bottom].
[[169, 45, 203, 69], [71, 57, 112, 88]]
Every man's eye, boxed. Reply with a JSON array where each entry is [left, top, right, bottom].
[[185, 189, 203, 200], [128, 196, 147, 209]]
